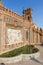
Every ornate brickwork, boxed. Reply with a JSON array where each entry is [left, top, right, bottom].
[[0, 1, 43, 53]]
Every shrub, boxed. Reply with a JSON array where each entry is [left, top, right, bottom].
[[0, 45, 39, 57]]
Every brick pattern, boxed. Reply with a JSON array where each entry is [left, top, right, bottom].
[[0, 3, 43, 53]]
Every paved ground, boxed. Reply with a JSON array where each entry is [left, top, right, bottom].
[[5, 45, 43, 65], [35, 45, 43, 58], [6, 60, 43, 65]]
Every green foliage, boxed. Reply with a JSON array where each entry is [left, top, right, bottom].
[[0, 45, 39, 57], [40, 28, 42, 31]]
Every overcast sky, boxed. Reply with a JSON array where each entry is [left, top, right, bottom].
[[2, 0, 43, 29]]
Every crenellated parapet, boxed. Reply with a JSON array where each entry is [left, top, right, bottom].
[[0, 1, 43, 53], [0, 6, 23, 21]]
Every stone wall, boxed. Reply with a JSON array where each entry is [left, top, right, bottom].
[[0, 5, 43, 53]]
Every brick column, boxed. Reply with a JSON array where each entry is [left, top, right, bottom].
[[0, 20, 6, 51], [38, 33, 40, 44], [29, 28, 33, 45], [34, 32, 36, 44], [32, 30, 34, 44]]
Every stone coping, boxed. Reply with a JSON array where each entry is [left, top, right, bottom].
[[0, 52, 40, 63]]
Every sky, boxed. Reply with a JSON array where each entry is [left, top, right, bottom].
[[2, 0, 43, 29]]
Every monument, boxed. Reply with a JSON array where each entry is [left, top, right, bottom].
[[0, 1, 43, 53]]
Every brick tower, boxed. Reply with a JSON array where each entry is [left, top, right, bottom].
[[24, 8, 32, 22]]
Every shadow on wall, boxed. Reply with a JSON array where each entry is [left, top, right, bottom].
[[0, 63, 5, 65], [40, 41, 43, 46]]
